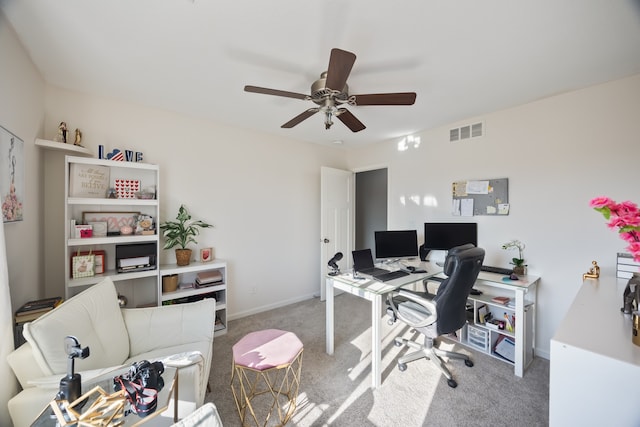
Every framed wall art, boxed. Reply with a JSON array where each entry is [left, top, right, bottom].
[[1, 125, 24, 222]]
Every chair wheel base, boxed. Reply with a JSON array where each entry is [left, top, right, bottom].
[[465, 359, 474, 367], [447, 379, 458, 388], [398, 363, 407, 372]]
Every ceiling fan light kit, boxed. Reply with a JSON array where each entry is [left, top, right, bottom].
[[244, 48, 417, 133]]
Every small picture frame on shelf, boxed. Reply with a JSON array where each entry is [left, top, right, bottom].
[[87, 221, 108, 237], [200, 247, 213, 263]]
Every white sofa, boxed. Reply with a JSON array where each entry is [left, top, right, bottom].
[[6, 277, 217, 427]]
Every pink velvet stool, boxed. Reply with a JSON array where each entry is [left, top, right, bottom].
[[230, 329, 304, 426]]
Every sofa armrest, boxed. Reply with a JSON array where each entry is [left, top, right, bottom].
[[121, 298, 216, 357], [7, 343, 47, 390]]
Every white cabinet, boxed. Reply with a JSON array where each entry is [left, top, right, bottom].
[[64, 155, 160, 307], [550, 277, 640, 425], [429, 271, 540, 377], [159, 260, 227, 336]]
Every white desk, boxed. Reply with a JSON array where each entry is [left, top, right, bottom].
[[325, 263, 441, 389], [326, 267, 540, 388]]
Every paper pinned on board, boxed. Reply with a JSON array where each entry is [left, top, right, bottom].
[[466, 180, 490, 194], [461, 199, 474, 216], [498, 204, 510, 215], [452, 199, 461, 216]]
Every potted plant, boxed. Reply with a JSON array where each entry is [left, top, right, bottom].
[[501, 239, 527, 275], [160, 204, 213, 266]]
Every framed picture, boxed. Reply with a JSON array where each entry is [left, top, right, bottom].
[[82, 211, 139, 235], [87, 221, 108, 237], [200, 247, 213, 263], [1, 125, 24, 222]]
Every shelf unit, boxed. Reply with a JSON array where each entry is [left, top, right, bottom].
[[429, 271, 540, 377], [64, 155, 160, 307], [159, 260, 228, 336]]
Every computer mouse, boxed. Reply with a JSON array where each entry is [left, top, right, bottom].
[[406, 266, 416, 272], [470, 288, 482, 295]]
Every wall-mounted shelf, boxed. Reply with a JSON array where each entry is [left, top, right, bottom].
[[35, 138, 92, 156]]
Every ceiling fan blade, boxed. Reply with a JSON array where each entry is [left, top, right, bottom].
[[337, 109, 366, 132], [352, 92, 417, 106], [325, 48, 356, 91], [244, 85, 308, 100], [281, 109, 319, 128]]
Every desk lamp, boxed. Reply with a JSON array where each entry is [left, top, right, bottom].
[[328, 252, 343, 276]]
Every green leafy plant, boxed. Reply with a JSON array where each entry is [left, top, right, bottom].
[[159, 205, 213, 250], [501, 239, 526, 267]]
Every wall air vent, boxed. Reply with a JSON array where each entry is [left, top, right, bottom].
[[449, 121, 484, 142]]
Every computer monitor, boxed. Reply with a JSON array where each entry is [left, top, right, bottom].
[[422, 222, 478, 251], [374, 230, 419, 261]]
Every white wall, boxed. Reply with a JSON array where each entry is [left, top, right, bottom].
[[346, 73, 640, 358], [43, 86, 349, 318], [0, 12, 46, 426], [0, 13, 46, 309]]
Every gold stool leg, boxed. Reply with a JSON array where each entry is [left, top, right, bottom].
[[230, 349, 304, 426]]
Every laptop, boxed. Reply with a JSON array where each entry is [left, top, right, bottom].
[[352, 249, 390, 277]]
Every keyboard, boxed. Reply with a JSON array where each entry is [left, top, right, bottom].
[[375, 270, 410, 282], [480, 265, 513, 275]]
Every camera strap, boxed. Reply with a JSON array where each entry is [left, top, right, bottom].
[[113, 376, 158, 417]]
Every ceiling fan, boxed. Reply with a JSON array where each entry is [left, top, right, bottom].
[[244, 48, 417, 132]]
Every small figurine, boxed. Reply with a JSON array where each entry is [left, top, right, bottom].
[[54, 122, 68, 143], [74, 128, 83, 146], [106, 188, 117, 199], [583, 260, 600, 280]]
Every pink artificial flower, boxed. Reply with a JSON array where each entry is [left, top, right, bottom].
[[589, 197, 614, 208], [621, 231, 640, 243], [592, 196, 640, 264]]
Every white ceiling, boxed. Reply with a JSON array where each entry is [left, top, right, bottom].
[[2, 0, 640, 147]]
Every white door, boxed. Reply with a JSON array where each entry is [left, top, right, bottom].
[[320, 166, 354, 301]]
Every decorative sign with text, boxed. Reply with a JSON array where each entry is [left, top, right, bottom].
[[69, 164, 110, 198]]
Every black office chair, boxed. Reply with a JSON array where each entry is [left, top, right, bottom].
[[387, 244, 485, 388]]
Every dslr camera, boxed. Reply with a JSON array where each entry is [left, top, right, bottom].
[[128, 360, 165, 391]]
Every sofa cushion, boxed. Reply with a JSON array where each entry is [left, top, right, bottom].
[[23, 277, 130, 376]]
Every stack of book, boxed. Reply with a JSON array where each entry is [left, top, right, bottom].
[[195, 270, 223, 288], [15, 296, 63, 323]]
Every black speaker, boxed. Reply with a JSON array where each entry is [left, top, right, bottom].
[[419, 244, 430, 261]]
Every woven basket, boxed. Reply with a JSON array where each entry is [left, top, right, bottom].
[[175, 249, 192, 266]]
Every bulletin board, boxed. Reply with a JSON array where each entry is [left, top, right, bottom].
[[452, 178, 509, 216]]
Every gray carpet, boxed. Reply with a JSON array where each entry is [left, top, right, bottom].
[[205, 293, 549, 426]]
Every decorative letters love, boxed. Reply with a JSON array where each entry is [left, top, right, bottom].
[[99, 145, 143, 163]]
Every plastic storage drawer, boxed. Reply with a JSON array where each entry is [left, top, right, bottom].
[[467, 325, 490, 351]]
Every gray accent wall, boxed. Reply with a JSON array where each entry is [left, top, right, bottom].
[[355, 168, 387, 252]]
